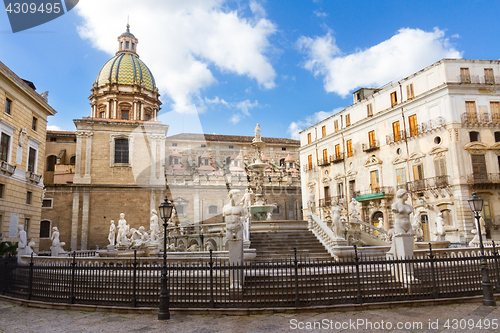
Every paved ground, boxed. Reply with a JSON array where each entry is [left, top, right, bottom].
[[1, 299, 500, 332]]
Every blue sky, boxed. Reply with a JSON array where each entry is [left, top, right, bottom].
[[1, 0, 499, 139]]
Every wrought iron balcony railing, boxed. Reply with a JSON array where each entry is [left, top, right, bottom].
[[318, 158, 330, 166], [386, 117, 445, 144], [354, 186, 394, 198], [467, 173, 500, 185], [457, 74, 500, 84], [330, 153, 344, 164], [362, 140, 380, 152], [461, 112, 500, 126], [319, 196, 331, 208], [407, 175, 450, 192]]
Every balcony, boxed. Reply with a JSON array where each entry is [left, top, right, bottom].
[[302, 164, 316, 172], [362, 140, 379, 152], [386, 117, 445, 143], [330, 153, 344, 164], [457, 75, 500, 84], [407, 176, 450, 197], [461, 112, 500, 127], [54, 164, 75, 184], [319, 196, 331, 208], [386, 130, 406, 145], [467, 173, 500, 186], [353, 186, 394, 202], [318, 158, 330, 167], [0, 161, 16, 175], [26, 171, 42, 183]]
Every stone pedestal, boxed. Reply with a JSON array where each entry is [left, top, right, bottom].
[[227, 239, 244, 288], [331, 238, 348, 247], [107, 245, 116, 251], [388, 234, 416, 286]]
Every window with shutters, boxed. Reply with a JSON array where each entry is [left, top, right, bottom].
[[491, 102, 500, 124], [0, 133, 10, 162], [308, 154, 312, 170], [321, 125, 326, 137], [368, 130, 376, 148], [396, 168, 406, 189], [346, 139, 353, 157], [390, 91, 397, 106], [409, 114, 418, 137], [28, 147, 37, 172], [345, 114, 351, 126], [485, 68, 494, 84], [471, 154, 487, 182], [4, 97, 12, 115], [460, 68, 471, 83], [370, 170, 380, 192], [121, 110, 129, 120], [406, 84, 414, 99], [307, 133, 311, 144], [434, 157, 448, 186], [465, 101, 478, 124], [32, 117, 37, 131], [367, 103, 373, 117], [46, 155, 57, 172], [392, 121, 401, 142], [40, 220, 51, 238], [335, 144, 341, 159], [413, 163, 424, 190], [334, 120, 339, 132], [322, 149, 328, 164]]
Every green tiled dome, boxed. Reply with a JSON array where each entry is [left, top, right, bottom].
[[95, 53, 156, 92]]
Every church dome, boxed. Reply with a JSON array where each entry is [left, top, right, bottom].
[[95, 53, 156, 92]]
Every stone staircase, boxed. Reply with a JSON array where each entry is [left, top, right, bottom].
[[250, 230, 333, 261]]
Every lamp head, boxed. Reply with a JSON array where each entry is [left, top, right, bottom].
[[159, 196, 174, 222], [468, 190, 483, 214]]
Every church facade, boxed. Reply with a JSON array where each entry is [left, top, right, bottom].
[[40, 27, 302, 252]]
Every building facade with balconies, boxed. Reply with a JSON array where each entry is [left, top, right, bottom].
[[300, 58, 500, 244], [0, 60, 56, 250]]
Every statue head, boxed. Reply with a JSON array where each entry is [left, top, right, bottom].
[[110, 220, 115, 224], [151, 209, 157, 215], [52, 227, 58, 232], [120, 213, 125, 219], [139, 226, 145, 232], [18, 224, 24, 231], [396, 189, 408, 199]]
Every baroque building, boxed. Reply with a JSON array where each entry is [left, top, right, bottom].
[[41, 27, 302, 252], [0, 60, 56, 251], [300, 58, 500, 244]]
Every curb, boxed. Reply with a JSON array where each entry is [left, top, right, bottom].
[[1, 294, 498, 315]]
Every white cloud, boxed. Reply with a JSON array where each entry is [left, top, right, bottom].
[[47, 125, 63, 131], [313, 10, 327, 17], [76, 0, 277, 112], [287, 107, 342, 139], [205, 96, 228, 106], [235, 99, 259, 116], [298, 28, 462, 97], [230, 113, 242, 124]]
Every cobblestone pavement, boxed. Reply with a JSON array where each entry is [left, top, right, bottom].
[[1, 299, 500, 333]]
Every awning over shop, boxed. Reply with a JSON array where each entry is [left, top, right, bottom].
[[354, 192, 386, 201]]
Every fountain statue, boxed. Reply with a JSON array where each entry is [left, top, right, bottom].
[[247, 124, 276, 221], [434, 212, 446, 241]]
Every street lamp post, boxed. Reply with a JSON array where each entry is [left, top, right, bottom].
[[468, 191, 496, 306], [158, 195, 174, 320]]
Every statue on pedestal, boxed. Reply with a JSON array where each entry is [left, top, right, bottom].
[[50, 227, 67, 257], [116, 213, 130, 247], [108, 220, 116, 247], [223, 190, 245, 241], [391, 189, 414, 235], [434, 212, 446, 241], [150, 209, 160, 244], [331, 205, 343, 239], [307, 189, 316, 215]]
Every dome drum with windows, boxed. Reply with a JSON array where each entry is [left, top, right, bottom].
[[89, 25, 161, 122]]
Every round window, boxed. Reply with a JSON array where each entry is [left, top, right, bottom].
[[434, 136, 442, 144], [397, 148, 402, 155]]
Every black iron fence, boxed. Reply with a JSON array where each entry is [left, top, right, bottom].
[[1, 247, 500, 308]]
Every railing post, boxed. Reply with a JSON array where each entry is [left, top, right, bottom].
[[492, 241, 500, 292], [294, 247, 299, 307], [28, 253, 34, 300], [209, 249, 214, 308], [70, 251, 76, 304], [428, 243, 439, 299], [354, 245, 362, 304], [132, 250, 137, 307]]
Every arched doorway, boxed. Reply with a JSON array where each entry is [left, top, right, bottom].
[[371, 211, 383, 228]]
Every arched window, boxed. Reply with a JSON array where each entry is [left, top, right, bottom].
[[69, 155, 76, 165], [40, 220, 51, 238], [441, 209, 452, 226], [273, 205, 281, 214], [46, 155, 57, 171], [279, 158, 285, 167]]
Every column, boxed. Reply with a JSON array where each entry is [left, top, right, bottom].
[[134, 101, 138, 120], [381, 199, 390, 231], [73, 132, 84, 183], [83, 132, 93, 183], [113, 99, 118, 119], [71, 190, 80, 250], [150, 136, 157, 183], [140, 103, 144, 120], [150, 189, 156, 215], [194, 191, 200, 223], [81, 191, 90, 250], [159, 136, 166, 184], [105, 100, 110, 118]]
